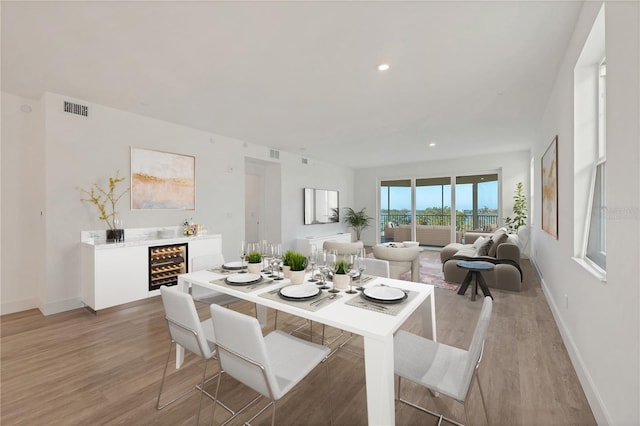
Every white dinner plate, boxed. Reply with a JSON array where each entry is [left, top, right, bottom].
[[225, 273, 262, 285], [363, 286, 406, 302], [279, 284, 321, 299], [222, 261, 245, 270]]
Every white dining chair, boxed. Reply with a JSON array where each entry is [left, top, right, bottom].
[[156, 286, 233, 424], [190, 254, 242, 307], [394, 296, 493, 425], [362, 257, 390, 278], [209, 304, 331, 426]]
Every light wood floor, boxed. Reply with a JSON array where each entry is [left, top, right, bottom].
[[1, 259, 596, 426]]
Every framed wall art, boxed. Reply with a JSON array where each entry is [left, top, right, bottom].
[[541, 135, 558, 239], [130, 147, 195, 210]]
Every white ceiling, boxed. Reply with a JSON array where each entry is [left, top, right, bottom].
[[1, 1, 583, 168]]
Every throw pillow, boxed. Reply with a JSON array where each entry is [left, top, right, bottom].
[[488, 228, 508, 257], [472, 236, 486, 250], [477, 238, 493, 256]]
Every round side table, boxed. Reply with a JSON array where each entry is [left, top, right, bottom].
[[456, 260, 494, 301]]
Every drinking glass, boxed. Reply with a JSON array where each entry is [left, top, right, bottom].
[[260, 240, 269, 272], [307, 245, 318, 282], [344, 254, 358, 294], [356, 247, 367, 291], [272, 243, 283, 280], [327, 251, 339, 293], [239, 240, 247, 273], [317, 250, 330, 290]]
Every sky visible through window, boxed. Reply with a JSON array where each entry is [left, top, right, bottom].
[[381, 181, 498, 211]]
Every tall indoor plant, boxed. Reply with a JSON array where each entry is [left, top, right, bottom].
[[342, 207, 373, 241], [504, 182, 527, 233], [80, 171, 130, 242]]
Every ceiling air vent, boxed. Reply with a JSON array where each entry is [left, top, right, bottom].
[[269, 149, 280, 160], [63, 100, 89, 118], [302, 158, 308, 164]]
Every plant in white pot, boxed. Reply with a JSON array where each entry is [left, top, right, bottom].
[[287, 252, 308, 284], [343, 207, 373, 241], [332, 258, 352, 290], [282, 250, 296, 278], [246, 251, 263, 274], [79, 171, 130, 242]]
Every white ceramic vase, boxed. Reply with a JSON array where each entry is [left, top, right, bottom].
[[333, 273, 350, 290], [289, 269, 305, 284], [247, 262, 262, 274]]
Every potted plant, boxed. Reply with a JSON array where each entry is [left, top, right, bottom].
[[246, 251, 263, 274], [343, 207, 373, 241], [504, 182, 527, 233], [287, 251, 308, 284], [282, 250, 296, 278], [332, 258, 352, 290], [79, 171, 130, 242]]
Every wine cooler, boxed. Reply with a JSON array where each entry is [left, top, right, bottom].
[[148, 243, 188, 291]]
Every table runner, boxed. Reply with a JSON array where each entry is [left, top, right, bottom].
[[345, 287, 419, 316], [259, 287, 343, 312]]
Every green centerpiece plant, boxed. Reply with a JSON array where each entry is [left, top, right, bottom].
[[246, 251, 262, 263], [246, 250, 263, 273], [287, 251, 308, 284], [287, 252, 308, 272]]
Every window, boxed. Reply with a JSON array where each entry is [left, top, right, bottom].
[[573, 5, 605, 279], [584, 60, 606, 272]]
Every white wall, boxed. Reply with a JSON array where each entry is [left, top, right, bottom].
[[534, 2, 639, 424], [1, 91, 354, 315], [354, 150, 531, 247]]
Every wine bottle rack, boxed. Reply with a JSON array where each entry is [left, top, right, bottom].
[[148, 243, 188, 290]]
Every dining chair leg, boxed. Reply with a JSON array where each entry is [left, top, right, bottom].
[[476, 372, 490, 426], [156, 340, 175, 410], [324, 358, 333, 426], [195, 358, 208, 426]]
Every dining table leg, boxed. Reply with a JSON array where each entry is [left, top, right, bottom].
[[363, 334, 396, 426]]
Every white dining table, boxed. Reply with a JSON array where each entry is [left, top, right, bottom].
[[176, 270, 437, 426]]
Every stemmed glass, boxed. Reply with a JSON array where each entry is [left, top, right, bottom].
[[316, 250, 330, 290], [327, 251, 340, 293], [272, 243, 283, 280], [355, 247, 367, 291], [239, 240, 247, 273], [307, 245, 318, 282], [260, 240, 269, 272], [344, 254, 358, 294]]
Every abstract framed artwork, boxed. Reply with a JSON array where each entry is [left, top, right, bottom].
[[130, 147, 195, 210], [541, 135, 558, 239]]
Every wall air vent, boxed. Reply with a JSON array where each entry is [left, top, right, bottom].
[[63, 101, 89, 118], [302, 158, 308, 164], [269, 149, 280, 160]]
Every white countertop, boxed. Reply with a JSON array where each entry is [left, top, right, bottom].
[[81, 226, 220, 249]]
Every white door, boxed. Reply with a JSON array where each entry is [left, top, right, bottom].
[[245, 173, 261, 242]]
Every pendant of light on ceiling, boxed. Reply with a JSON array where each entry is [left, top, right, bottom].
[[377, 64, 390, 71]]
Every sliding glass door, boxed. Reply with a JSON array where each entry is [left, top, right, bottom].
[[379, 173, 500, 246], [380, 179, 411, 243], [455, 174, 499, 238]]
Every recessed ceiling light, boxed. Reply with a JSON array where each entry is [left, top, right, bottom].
[[429, 142, 437, 147], [377, 64, 390, 71]]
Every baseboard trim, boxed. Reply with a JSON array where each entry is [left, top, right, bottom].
[[532, 257, 611, 425], [40, 298, 84, 316], [0, 298, 40, 316]]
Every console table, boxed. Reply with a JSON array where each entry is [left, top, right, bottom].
[[80, 226, 221, 311]]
